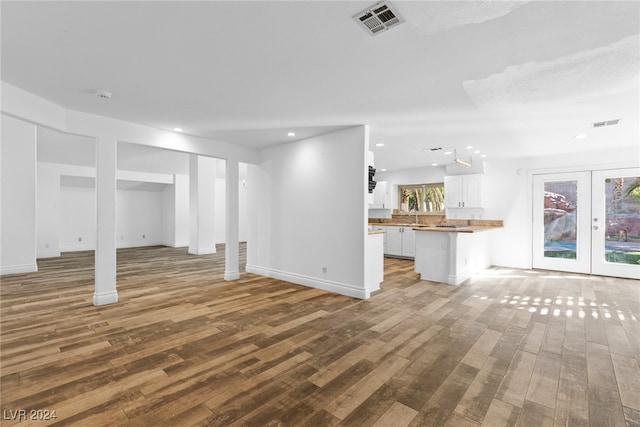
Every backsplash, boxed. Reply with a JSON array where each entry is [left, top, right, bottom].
[[369, 213, 502, 228]]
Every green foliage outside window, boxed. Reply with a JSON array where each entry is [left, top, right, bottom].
[[399, 183, 444, 212]]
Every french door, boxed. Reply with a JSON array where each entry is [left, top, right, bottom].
[[533, 168, 640, 279]]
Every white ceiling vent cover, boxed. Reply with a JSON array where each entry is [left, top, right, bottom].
[[353, 1, 404, 36]]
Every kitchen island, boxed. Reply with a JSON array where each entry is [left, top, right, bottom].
[[413, 222, 502, 285]]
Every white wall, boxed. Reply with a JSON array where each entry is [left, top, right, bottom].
[[117, 188, 164, 248], [484, 147, 640, 270], [247, 126, 369, 298], [58, 181, 166, 251], [60, 182, 96, 251], [35, 162, 179, 253], [214, 164, 249, 244], [1, 115, 37, 274], [36, 161, 245, 254], [162, 174, 189, 248], [37, 162, 61, 258]]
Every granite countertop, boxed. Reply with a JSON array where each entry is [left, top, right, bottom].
[[368, 219, 503, 233], [412, 225, 502, 233]]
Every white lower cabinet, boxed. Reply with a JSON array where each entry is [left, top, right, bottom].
[[385, 226, 416, 258], [370, 225, 387, 253]]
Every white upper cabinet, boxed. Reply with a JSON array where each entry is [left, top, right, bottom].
[[444, 174, 483, 208], [370, 181, 390, 209]]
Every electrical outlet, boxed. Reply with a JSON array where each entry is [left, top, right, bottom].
[[322, 265, 327, 273], [78, 237, 82, 242], [142, 234, 146, 239], [45, 243, 50, 248]]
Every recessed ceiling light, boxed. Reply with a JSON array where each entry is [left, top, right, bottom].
[[474, 150, 481, 154], [287, 132, 295, 137], [380, 168, 387, 172], [431, 163, 438, 166], [466, 145, 473, 149], [444, 151, 452, 155], [173, 127, 183, 132], [481, 154, 487, 158], [574, 134, 588, 139], [376, 143, 385, 147]]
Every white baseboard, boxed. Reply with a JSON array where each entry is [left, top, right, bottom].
[[188, 247, 217, 255], [61, 244, 94, 252], [245, 264, 369, 299], [117, 240, 163, 249], [1, 263, 38, 275], [224, 270, 240, 281], [37, 250, 61, 259], [93, 290, 118, 306]]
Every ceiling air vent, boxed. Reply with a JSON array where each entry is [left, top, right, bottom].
[[353, 1, 404, 36], [593, 119, 621, 128]]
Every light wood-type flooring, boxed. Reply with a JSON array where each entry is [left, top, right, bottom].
[[1, 245, 639, 426]]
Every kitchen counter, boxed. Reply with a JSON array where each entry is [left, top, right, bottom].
[[368, 229, 386, 235], [412, 225, 502, 233], [413, 221, 502, 285]]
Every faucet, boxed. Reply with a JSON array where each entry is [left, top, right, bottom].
[[409, 207, 419, 224]]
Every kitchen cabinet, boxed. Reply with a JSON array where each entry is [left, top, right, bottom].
[[370, 181, 390, 209], [414, 227, 493, 285], [369, 225, 387, 253], [444, 174, 483, 208], [385, 226, 416, 258]]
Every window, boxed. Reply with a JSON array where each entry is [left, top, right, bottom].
[[398, 183, 445, 212]]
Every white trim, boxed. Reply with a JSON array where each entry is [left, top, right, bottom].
[[1, 263, 38, 275], [117, 240, 164, 249], [37, 250, 61, 259], [224, 270, 240, 281], [246, 264, 369, 299], [93, 290, 118, 306], [188, 247, 217, 255]]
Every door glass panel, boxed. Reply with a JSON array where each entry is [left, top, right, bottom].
[[544, 181, 578, 259], [604, 176, 640, 265]]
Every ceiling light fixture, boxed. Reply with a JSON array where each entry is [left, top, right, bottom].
[[173, 127, 183, 132], [287, 132, 295, 137], [376, 143, 385, 147], [574, 134, 588, 139], [454, 149, 472, 168]]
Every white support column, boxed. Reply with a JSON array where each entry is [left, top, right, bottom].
[[224, 159, 240, 281], [94, 136, 118, 305], [188, 155, 216, 255]]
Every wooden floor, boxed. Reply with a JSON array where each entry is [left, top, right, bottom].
[[1, 245, 639, 426]]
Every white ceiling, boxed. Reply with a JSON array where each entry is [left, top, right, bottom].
[[3, 1, 639, 172]]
